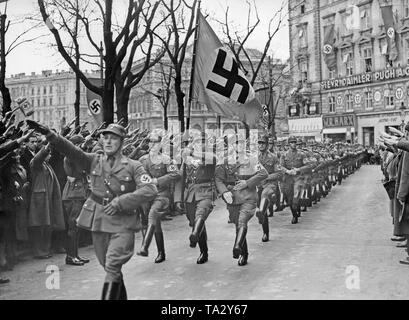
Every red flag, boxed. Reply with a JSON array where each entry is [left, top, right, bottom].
[[192, 12, 264, 128], [86, 78, 103, 126], [323, 24, 337, 70], [380, 2, 398, 61]]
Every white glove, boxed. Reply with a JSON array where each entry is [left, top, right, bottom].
[[222, 191, 233, 204]]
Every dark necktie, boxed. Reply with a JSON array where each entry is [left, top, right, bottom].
[[108, 156, 115, 168]]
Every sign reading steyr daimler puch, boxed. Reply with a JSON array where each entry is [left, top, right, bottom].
[[321, 66, 409, 90]]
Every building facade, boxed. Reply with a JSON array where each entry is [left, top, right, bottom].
[[288, 0, 409, 145], [5, 70, 100, 130], [128, 47, 290, 136]]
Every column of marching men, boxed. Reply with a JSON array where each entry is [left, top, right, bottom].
[[0, 114, 366, 299]]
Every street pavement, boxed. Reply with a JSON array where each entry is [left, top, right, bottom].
[[0, 165, 408, 300]]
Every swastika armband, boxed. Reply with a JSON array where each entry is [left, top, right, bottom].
[[255, 163, 262, 172], [140, 174, 152, 184]]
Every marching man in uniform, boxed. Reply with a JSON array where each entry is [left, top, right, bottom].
[[174, 132, 217, 265], [27, 121, 157, 300], [280, 136, 312, 224], [255, 134, 283, 242], [215, 134, 268, 266], [137, 131, 181, 263]]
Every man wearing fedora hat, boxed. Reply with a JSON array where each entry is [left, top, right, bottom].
[[26, 120, 158, 300]]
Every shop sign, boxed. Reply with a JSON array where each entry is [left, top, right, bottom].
[[322, 114, 356, 128], [321, 66, 409, 90], [378, 117, 398, 123]]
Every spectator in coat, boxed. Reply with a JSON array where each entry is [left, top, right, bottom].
[[0, 150, 30, 270], [28, 144, 65, 259]]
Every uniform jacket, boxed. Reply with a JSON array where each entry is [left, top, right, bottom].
[[47, 132, 158, 233], [139, 153, 181, 198], [280, 149, 311, 184], [258, 150, 282, 187], [61, 156, 88, 201], [174, 150, 216, 203], [215, 154, 268, 205], [28, 146, 65, 230]]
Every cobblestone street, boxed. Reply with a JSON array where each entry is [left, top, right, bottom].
[[0, 165, 407, 300]]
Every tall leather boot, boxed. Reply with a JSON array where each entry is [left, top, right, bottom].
[[238, 238, 248, 266], [262, 218, 269, 242], [154, 231, 166, 263], [233, 227, 247, 258], [189, 218, 205, 248], [268, 204, 274, 217], [256, 198, 268, 225], [119, 279, 127, 300], [101, 282, 121, 300], [197, 226, 208, 264], [291, 207, 298, 224], [137, 224, 155, 256]]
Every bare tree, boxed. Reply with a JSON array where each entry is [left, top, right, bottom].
[[256, 57, 294, 137], [38, 0, 168, 125], [216, 0, 287, 86], [141, 61, 173, 130], [0, 12, 47, 116], [155, 0, 198, 132]]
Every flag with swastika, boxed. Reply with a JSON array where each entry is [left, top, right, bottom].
[[86, 78, 104, 126], [16, 97, 34, 117], [193, 12, 264, 129]]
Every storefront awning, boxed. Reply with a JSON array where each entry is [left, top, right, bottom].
[[322, 127, 355, 134]]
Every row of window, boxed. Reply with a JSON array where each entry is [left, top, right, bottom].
[[327, 91, 399, 113], [9, 83, 88, 98], [27, 95, 87, 107]]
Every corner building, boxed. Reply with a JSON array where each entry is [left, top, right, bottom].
[[288, 0, 409, 145]]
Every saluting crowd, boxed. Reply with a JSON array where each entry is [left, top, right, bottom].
[[0, 112, 366, 299], [379, 124, 409, 266]]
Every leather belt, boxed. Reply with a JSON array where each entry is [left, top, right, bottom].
[[187, 179, 212, 184], [90, 192, 113, 206]]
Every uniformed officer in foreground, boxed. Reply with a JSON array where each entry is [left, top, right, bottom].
[[215, 135, 268, 266], [137, 132, 181, 263], [27, 120, 157, 300]]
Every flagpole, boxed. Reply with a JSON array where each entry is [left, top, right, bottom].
[[186, 0, 201, 131]]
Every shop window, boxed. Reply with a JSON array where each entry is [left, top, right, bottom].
[[346, 94, 354, 112], [364, 91, 373, 110], [362, 47, 372, 72], [329, 96, 335, 113]]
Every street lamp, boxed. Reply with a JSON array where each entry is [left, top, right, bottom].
[[400, 102, 406, 131]]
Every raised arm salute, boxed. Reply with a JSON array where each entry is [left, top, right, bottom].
[[27, 120, 157, 300]]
